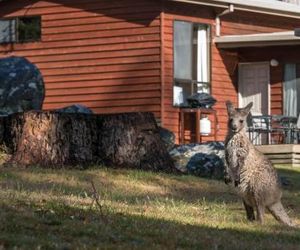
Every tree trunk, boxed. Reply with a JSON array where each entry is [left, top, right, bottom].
[[6, 111, 174, 172]]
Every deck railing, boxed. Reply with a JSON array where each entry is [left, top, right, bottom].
[[247, 115, 299, 145]]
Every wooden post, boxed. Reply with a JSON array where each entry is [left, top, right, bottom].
[[196, 109, 201, 143]]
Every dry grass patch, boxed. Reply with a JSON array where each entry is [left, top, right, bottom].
[[0, 164, 299, 249]]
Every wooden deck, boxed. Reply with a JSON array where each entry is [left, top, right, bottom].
[[256, 144, 300, 167]]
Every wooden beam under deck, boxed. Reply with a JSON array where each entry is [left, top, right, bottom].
[[256, 144, 300, 167]]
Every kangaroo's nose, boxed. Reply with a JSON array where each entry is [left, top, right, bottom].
[[232, 124, 237, 130]]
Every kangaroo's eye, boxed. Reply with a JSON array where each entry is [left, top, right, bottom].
[[239, 120, 243, 123]]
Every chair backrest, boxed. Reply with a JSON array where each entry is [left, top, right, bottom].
[[251, 115, 271, 129], [246, 112, 253, 128], [297, 113, 300, 129]]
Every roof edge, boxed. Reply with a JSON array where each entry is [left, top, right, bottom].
[[168, 0, 300, 19], [214, 31, 300, 48]]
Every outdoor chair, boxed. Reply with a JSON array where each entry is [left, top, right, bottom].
[[291, 114, 300, 144], [247, 114, 272, 145], [278, 116, 298, 144], [270, 115, 298, 144]]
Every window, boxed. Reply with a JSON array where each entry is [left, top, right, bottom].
[[173, 20, 210, 107], [18, 16, 41, 42], [283, 64, 300, 117], [0, 16, 41, 44], [0, 19, 16, 43]]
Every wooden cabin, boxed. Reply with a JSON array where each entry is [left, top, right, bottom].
[[0, 0, 300, 146]]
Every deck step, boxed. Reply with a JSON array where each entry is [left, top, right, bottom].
[[256, 144, 300, 167]]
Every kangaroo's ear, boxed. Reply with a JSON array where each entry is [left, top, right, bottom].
[[226, 100, 235, 115], [242, 102, 253, 116]]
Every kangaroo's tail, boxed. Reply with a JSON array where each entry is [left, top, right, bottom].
[[267, 202, 295, 227]]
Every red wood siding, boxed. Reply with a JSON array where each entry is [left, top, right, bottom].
[[162, 2, 300, 142], [0, 0, 162, 118], [1, 0, 300, 143]]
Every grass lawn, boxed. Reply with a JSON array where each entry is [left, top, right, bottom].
[[0, 163, 299, 249]]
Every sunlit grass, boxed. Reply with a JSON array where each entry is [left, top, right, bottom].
[[0, 164, 299, 249]]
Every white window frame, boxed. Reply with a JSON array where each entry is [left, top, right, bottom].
[[173, 20, 211, 107]]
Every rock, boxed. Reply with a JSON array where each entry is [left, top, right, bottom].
[[0, 56, 44, 116], [187, 153, 224, 179], [169, 142, 225, 179], [158, 126, 175, 151], [55, 104, 93, 114]]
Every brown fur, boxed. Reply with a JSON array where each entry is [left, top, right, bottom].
[[225, 101, 294, 226]]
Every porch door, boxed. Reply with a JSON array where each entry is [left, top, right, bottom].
[[238, 63, 270, 144], [238, 63, 269, 115]]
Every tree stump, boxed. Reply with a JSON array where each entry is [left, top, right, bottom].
[[98, 112, 175, 172], [9, 111, 99, 167], [5, 111, 174, 172], [2, 113, 26, 153]]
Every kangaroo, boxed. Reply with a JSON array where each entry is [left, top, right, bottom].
[[225, 101, 294, 226]]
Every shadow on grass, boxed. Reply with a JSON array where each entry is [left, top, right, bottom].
[[276, 167, 300, 189], [0, 202, 299, 250], [0, 166, 238, 207]]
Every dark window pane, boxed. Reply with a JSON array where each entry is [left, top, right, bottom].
[[18, 16, 41, 42]]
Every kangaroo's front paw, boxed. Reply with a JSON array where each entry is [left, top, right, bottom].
[[234, 179, 240, 187], [224, 175, 232, 185]]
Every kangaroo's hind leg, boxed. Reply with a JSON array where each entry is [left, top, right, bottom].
[[243, 200, 255, 221], [255, 203, 265, 224]]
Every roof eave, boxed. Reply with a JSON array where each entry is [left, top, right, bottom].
[[214, 32, 300, 48], [215, 40, 300, 48], [168, 0, 300, 19]]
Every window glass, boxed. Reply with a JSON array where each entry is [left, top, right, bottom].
[[0, 16, 41, 44], [173, 21, 210, 106], [197, 25, 209, 83], [174, 21, 192, 80], [283, 63, 300, 117], [18, 16, 41, 42], [0, 19, 16, 43]]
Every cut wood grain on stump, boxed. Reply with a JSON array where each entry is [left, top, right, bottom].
[[2, 113, 26, 154], [10, 111, 99, 167], [5, 111, 174, 172], [98, 112, 175, 172]]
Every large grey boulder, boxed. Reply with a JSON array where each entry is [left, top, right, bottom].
[[55, 104, 93, 114], [158, 126, 175, 151], [0, 56, 44, 116], [170, 142, 225, 179]]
